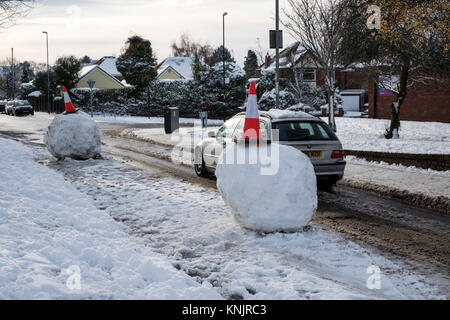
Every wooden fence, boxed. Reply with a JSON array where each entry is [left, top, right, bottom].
[[27, 95, 65, 114]]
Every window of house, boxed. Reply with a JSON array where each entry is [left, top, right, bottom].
[[301, 69, 316, 82]]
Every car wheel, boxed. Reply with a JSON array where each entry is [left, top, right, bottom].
[[317, 177, 338, 191], [194, 150, 208, 177]]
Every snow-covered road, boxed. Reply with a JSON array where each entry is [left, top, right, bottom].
[[31, 143, 447, 299], [1, 113, 449, 299]]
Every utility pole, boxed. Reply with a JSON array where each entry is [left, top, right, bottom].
[[275, 0, 280, 109], [42, 31, 50, 114], [11, 48, 15, 101], [222, 12, 228, 103]]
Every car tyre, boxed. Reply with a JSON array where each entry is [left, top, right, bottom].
[[194, 149, 208, 177]]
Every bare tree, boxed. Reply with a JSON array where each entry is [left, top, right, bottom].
[[0, 1, 35, 30], [254, 37, 269, 66], [283, 0, 349, 131], [171, 33, 214, 64]]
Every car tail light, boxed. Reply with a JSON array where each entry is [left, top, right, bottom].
[[331, 150, 344, 159]]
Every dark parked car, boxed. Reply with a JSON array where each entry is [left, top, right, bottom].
[[10, 100, 34, 116], [0, 100, 7, 114]]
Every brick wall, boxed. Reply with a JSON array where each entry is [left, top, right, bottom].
[[368, 78, 450, 123]]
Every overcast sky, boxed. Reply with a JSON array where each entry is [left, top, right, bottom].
[[0, 0, 295, 66]]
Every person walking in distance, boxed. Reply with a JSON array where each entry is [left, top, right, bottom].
[[200, 98, 208, 128]]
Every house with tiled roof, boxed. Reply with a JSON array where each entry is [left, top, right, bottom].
[[156, 57, 193, 81], [76, 56, 127, 89]]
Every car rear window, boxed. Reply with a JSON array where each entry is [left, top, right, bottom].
[[272, 121, 338, 141]]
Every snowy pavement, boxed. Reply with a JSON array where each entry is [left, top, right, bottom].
[[0, 137, 221, 299], [21, 140, 447, 299]]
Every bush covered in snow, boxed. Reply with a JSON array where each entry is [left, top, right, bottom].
[[257, 69, 327, 111], [258, 88, 298, 110], [216, 143, 318, 233]]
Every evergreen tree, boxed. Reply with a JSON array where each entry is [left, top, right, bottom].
[[208, 46, 235, 66], [117, 35, 158, 89], [80, 55, 92, 64], [20, 61, 34, 83], [53, 55, 81, 90], [192, 52, 205, 82], [243, 50, 259, 79], [34, 70, 56, 96]]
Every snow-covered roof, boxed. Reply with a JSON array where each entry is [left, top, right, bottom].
[[340, 89, 366, 95], [157, 57, 193, 80], [28, 91, 42, 97], [262, 42, 310, 71], [96, 57, 121, 78], [79, 65, 97, 78]]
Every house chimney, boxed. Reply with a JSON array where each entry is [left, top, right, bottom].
[[265, 54, 272, 68]]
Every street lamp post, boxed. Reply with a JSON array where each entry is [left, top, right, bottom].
[[222, 12, 228, 102], [275, 0, 280, 109], [11, 48, 15, 101], [42, 31, 50, 114]]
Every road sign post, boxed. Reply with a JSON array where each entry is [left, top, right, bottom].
[[87, 79, 96, 118]]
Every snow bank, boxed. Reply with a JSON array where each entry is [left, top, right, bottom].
[[216, 143, 317, 233], [327, 117, 450, 154], [0, 138, 221, 299], [44, 111, 101, 160]]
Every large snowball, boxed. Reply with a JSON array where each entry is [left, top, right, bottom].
[[44, 111, 101, 160], [216, 143, 317, 233]]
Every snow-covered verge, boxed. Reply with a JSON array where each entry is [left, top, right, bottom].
[[325, 117, 450, 154], [0, 138, 221, 299], [128, 116, 450, 156], [93, 114, 224, 126], [346, 156, 450, 177], [29, 112, 224, 126], [342, 157, 450, 213]]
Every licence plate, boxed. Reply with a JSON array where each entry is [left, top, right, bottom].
[[303, 151, 322, 158]]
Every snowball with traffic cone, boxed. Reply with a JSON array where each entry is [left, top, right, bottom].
[[44, 86, 101, 160], [215, 82, 318, 233]]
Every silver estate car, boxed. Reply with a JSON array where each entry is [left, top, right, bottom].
[[194, 110, 346, 186]]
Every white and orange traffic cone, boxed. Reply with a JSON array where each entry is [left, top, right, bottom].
[[242, 81, 261, 142], [62, 86, 77, 114]]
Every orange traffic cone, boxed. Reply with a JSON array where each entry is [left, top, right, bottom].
[[242, 81, 261, 142], [62, 86, 77, 114]]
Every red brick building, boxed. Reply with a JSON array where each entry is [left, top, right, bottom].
[[260, 42, 450, 123], [368, 78, 450, 123]]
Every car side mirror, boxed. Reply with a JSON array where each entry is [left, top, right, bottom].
[[208, 131, 216, 138]]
